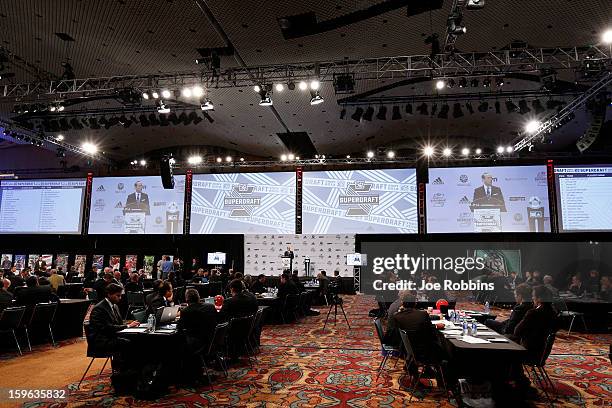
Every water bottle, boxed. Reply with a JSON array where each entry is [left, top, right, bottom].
[[472, 322, 478, 336], [462, 321, 468, 336], [147, 314, 155, 332], [484, 301, 490, 314]]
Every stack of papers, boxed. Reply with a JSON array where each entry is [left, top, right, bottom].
[[459, 336, 491, 344], [121, 327, 148, 333]]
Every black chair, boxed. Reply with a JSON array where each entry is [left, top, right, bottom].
[[249, 307, 264, 353], [399, 329, 447, 402], [77, 321, 113, 389], [281, 294, 299, 323], [373, 318, 400, 379], [297, 292, 307, 317], [523, 332, 557, 405], [0, 306, 26, 355], [27, 302, 58, 349], [228, 315, 256, 366], [195, 321, 231, 384], [125, 292, 145, 319], [554, 299, 587, 334]]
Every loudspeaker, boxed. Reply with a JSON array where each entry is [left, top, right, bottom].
[[160, 156, 174, 189]]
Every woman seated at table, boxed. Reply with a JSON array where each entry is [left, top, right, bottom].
[[485, 283, 532, 335]]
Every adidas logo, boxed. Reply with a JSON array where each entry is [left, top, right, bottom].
[[114, 201, 123, 208], [96, 185, 105, 191], [432, 177, 444, 185], [459, 196, 471, 204]]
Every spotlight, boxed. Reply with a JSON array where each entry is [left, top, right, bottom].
[[465, 102, 474, 114], [161, 89, 171, 99], [453, 103, 464, 118], [366, 151, 374, 158], [225, 156, 232, 162], [187, 155, 203, 164], [275, 83, 284, 92], [466, 0, 485, 9], [287, 82, 295, 90], [525, 120, 541, 134], [295, 156, 300, 160], [156, 100, 170, 114], [376, 106, 387, 120], [417, 103, 428, 115], [82, 142, 98, 154], [182, 88, 192, 98], [362, 107, 374, 121], [495, 77, 504, 87], [438, 104, 449, 119], [287, 153, 295, 160], [603, 29, 612, 44], [2, 129, 10, 136], [152, 91, 159, 99], [142, 92, 150, 99], [458, 77, 467, 88], [240, 157, 245, 162], [475, 148, 482, 155], [56, 134, 64, 141], [435, 79, 445, 90], [351, 107, 364, 121], [483, 77, 491, 87], [443, 147, 452, 157], [169, 158, 176, 165], [280, 154, 288, 161], [200, 98, 214, 111], [392, 106, 401, 120], [518, 100, 531, 114], [192, 86, 204, 97], [309, 90, 324, 105], [298, 81, 308, 91], [478, 101, 489, 112], [496, 146, 505, 154], [216, 157, 222, 163], [258, 89, 273, 106], [387, 150, 395, 159], [140, 159, 146, 166], [461, 148, 470, 156], [447, 14, 467, 35], [310, 80, 320, 90], [506, 146, 513, 153], [346, 155, 351, 159], [253, 85, 261, 93], [423, 146, 434, 157], [470, 78, 479, 87]]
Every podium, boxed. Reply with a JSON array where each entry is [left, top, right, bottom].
[[470, 203, 503, 232], [303, 257, 311, 277], [123, 209, 146, 234], [528, 206, 545, 232], [281, 255, 293, 272]]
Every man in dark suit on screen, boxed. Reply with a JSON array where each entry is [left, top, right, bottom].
[[124, 180, 150, 215], [472, 172, 506, 212]]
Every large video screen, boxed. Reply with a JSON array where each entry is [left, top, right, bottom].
[[302, 169, 417, 234], [190, 172, 295, 234], [0, 178, 86, 234], [426, 165, 550, 233], [555, 165, 612, 232], [88, 175, 185, 234]]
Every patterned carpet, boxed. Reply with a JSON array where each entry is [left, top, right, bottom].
[[4, 295, 611, 407]]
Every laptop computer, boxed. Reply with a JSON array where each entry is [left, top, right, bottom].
[[155, 306, 179, 328]]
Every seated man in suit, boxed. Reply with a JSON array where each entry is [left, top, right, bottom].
[[15, 276, 56, 306], [221, 279, 258, 319], [88, 283, 139, 362], [146, 281, 174, 316], [291, 270, 305, 293], [600, 276, 612, 301], [124, 273, 143, 293], [0, 278, 14, 311], [568, 274, 585, 296], [485, 283, 532, 334], [250, 274, 267, 294], [277, 272, 299, 302]]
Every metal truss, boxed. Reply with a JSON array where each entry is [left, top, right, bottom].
[[0, 118, 114, 164], [513, 70, 612, 152], [2, 46, 611, 100]]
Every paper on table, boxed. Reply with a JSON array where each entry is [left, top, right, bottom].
[[121, 327, 148, 333], [460, 335, 491, 344]]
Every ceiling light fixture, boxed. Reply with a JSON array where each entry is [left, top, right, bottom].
[[298, 81, 308, 91], [258, 89, 273, 106], [309, 90, 324, 105], [423, 146, 434, 157], [275, 83, 284, 92], [310, 80, 320, 90], [201, 98, 214, 111]]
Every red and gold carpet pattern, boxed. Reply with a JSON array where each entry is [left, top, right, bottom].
[[6, 295, 611, 407]]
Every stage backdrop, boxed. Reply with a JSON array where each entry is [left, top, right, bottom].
[[426, 165, 550, 233], [302, 169, 417, 234], [190, 172, 295, 234], [244, 234, 355, 277]]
